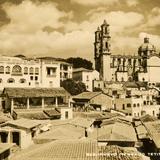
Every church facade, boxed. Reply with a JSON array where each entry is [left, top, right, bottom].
[[94, 20, 160, 84]]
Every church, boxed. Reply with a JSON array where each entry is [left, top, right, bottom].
[[94, 20, 160, 84]]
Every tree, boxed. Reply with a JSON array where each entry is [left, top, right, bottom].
[[66, 57, 93, 70], [61, 79, 86, 95], [14, 54, 26, 58]]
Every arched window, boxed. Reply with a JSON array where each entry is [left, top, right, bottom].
[[133, 104, 136, 107], [29, 67, 34, 75], [137, 103, 140, 107], [24, 67, 28, 74], [19, 78, 26, 83], [35, 67, 39, 75], [5, 66, 10, 74], [7, 78, 15, 83], [12, 65, 22, 75], [0, 78, 2, 83], [0, 66, 4, 74], [144, 101, 146, 105]]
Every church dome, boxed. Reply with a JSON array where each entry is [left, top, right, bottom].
[[138, 37, 156, 55]]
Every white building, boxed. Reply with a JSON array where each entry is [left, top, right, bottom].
[[73, 68, 99, 92], [0, 55, 70, 91]]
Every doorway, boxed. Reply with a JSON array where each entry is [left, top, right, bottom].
[[12, 132, 20, 146], [0, 132, 8, 143]]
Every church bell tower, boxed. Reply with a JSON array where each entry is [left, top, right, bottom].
[[94, 20, 112, 81]]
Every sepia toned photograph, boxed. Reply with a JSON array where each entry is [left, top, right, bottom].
[[0, 0, 160, 159]]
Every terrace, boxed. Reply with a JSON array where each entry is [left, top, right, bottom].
[[2, 87, 70, 113]]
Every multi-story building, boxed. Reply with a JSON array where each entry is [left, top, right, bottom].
[[0, 56, 74, 91], [73, 68, 99, 92], [0, 55, 61, 90], [60, 61, 72, 82], [94, 20, 160, 84]]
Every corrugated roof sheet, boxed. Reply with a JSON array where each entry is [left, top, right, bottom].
[[70, 117, 94, 128], [98, 121, 137, 142], [73, 92, 101, 100], [3, 87, 70, 98], [10, 141, 145, 160], [3, 118, 41, 130], [44, 109, 61, 117]]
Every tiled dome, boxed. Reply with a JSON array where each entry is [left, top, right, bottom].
[[138, 37, 156, 53]]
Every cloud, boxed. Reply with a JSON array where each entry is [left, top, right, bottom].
[[0, 0, 93, 59], [88, 11, 144, 35], [0, 0, 158, 62], [70, 0, 119, 6], [1, 0, 71, 33], [125, 0, 139, 7], [147, 7, 160, 27]]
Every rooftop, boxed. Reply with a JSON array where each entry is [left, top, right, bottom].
[[144, 120, 160, 149], [10, 140, 144, 160], [96, 121, 137, 142], [73, 67, 93, 72], [70, 117, 94, 128], [3, 87, 70, 98], [73, 92, 101, 100], [1, 118, 41, 130]]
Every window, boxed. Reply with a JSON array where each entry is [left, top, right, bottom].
[[0, 66, 4, 74], [30, 76, 33, 80], [121, 77, 124, 82], [153, 111, 155, 116], [137, 113, 140, 117], [12, 65, 22, 75], [122, 104, 125, 110], [35, 76, 38, 81], [137, 103, 140, 107], [47, 67, 56, 76], [144, 101, 146, 105], [63, 65, 68, 71], [0, 78, 2, 83], [133, 104, 136, 107], [64, 73, 68, 78], [65, 111, 69, 119], [5, 66, 10, 74], [29, 67, 34, 75], [24, 67, 28, 74], [7, 78, 15, 83], [35, 67, 39, 75], [19, 78, 26, 83], [127, 103, 131, 107]]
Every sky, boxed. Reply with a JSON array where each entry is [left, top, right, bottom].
[[0, 0, 159, 61]]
